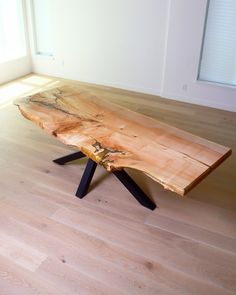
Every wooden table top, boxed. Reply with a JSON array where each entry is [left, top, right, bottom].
[[16, 85, 231, 196]]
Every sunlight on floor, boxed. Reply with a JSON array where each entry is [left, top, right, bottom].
[[21, 76, 53, 85], [0, 74, 61, 108], [0, 82, 34, 103]]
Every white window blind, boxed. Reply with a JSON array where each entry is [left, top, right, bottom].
[[199, 0, 236, 86], [0, 0, 26, 64], [32, 0, 52, 56]]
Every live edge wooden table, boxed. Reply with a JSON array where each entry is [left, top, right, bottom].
[[16, 85, 232, 210]]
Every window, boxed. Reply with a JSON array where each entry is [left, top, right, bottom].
[[198, 0, 236, 87], [32, 0, 53, 56], [0, 0, 27, 63]]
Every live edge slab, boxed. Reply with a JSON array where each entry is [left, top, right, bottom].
[[16, 85, 231, 203]]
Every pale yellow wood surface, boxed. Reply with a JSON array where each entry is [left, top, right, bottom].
[[16, 85, 231, 196], [0, 74, 236, 295]]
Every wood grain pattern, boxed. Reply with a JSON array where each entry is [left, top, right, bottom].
[[16, 85, 231, 196]]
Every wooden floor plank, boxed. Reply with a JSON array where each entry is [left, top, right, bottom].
[[147, 188, 236, 239], [0, 232, 47, 272], [145, 213, 236, 254], [37, 257, 126, 295], [0, 203, 232, 295], [0, 256, 68, 295], [51, 206, 236, 292]]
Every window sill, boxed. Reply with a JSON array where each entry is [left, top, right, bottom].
[[197, 79, 236, 90]]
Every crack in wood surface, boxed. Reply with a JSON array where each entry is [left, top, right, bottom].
[[91, 140, 127, 170]]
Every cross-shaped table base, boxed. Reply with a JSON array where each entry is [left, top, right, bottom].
[[53, 152, 156, 210]]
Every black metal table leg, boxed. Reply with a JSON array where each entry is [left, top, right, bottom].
[[53, 151, 86, 165], [75, 159, 97, 198], [53, 152, 156, 210], [113, 170, 156, 210]]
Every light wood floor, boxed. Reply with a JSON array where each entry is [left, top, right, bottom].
[[0, 74, 236, 295]]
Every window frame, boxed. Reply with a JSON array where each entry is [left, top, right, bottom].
[[30, 0, 53, 57], [197, 0, 236, 88]]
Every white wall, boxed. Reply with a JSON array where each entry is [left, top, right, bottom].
[[0, 56, 31, 84], [29, 0, 168, 95], [161, 0, 236, 112], [28, 0, 236, 112]]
